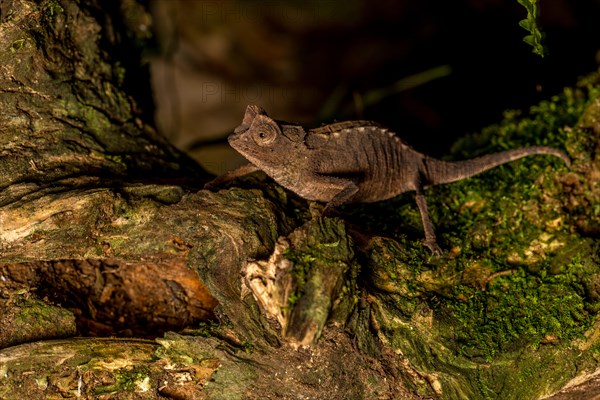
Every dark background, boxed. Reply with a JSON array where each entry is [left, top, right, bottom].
[[149, 0, 600, 173]]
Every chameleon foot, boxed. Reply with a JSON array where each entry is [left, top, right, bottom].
[[424, 240, 442, 255]]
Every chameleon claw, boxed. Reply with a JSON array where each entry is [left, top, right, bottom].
[[425, 241, 443, 255]]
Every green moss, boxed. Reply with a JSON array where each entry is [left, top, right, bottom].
[[56, 97, 114, 146], [9, 38, 29, 53], [92, 367, 151, 396], [363, 242, 598, 398], [2, 293, 77, 347], [182, 321, 258, 353], [112, 61, 127, 86], [42, 0, 65, 18], [103, 153, 125, 167], [439, 266, 589, 360], [122, 185, 185, 205]]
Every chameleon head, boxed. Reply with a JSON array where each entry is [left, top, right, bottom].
[[228, 105, 304, 170]]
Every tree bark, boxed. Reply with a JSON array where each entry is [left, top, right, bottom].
[[0, 1, 599, 399]]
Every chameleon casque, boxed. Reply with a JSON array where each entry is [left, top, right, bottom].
[[210, 105, 570, 253]]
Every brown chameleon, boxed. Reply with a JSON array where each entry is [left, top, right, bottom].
[[207, 105, 570, 253]]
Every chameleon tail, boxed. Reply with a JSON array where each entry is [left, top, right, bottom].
[[424, 146, 570, 186]]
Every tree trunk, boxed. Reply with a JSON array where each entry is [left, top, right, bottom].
[[0, 1, 599, 399]]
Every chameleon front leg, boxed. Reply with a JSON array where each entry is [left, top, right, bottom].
[[414, 177, 442, 254], [324, 180, 359, 212], [299, 174, 359, 213], [204, 163, 261, 190]]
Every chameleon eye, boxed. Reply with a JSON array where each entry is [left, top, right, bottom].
[[252, 126, 277, 146]]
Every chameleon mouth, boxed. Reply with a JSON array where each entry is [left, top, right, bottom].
[[227, 129, 248, 151], [227, 132, 241, 144], [228, 131, 256, 160]]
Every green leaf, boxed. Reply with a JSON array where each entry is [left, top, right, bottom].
[[517, 0, 535, 14], [522, 35, 535, 46], [519, 19, 533, 31]]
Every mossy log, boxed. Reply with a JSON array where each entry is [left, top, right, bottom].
[[0, 1, 599, 399]]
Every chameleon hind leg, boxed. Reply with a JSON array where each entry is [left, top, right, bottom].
[[415, 177, 442, 254]]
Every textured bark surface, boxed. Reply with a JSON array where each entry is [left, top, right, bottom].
[[0, 1, 599, 400], [0, 0, 218, 338]]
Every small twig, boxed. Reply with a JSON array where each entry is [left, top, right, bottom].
[[483, 269, 516, 291]]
